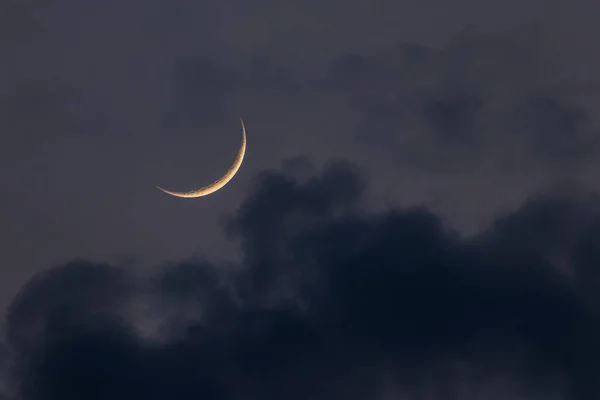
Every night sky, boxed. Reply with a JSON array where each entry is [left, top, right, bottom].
[[2, 0, 600, 399]]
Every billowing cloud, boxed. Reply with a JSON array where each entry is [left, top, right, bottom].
[[4, 159, 600, 400]]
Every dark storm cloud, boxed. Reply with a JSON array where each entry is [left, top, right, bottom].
[[6, 261, 131, 354], [5, 159, 600, 400]]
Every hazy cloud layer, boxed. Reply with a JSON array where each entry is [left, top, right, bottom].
[[312, 28, 600, 174]]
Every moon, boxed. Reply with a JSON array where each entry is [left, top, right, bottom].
[[156, 119, 247, 198]]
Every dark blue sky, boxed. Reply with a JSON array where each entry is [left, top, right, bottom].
[[2, 1, 600, 399]]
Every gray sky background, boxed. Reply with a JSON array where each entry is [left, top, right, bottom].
[[3, 1, 600, 399], [1, 0, 600, 308]]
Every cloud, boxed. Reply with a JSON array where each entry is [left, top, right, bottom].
[[6, 261, 131, 355], [159, 28, 600, 233], [319, 27, 600, 172], [4, 158, 600, 399]]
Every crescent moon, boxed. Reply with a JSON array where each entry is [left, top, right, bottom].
[[156, 119, 247, 198]]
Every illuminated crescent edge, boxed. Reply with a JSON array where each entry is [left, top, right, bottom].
[[156, 118, 247, 198]]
